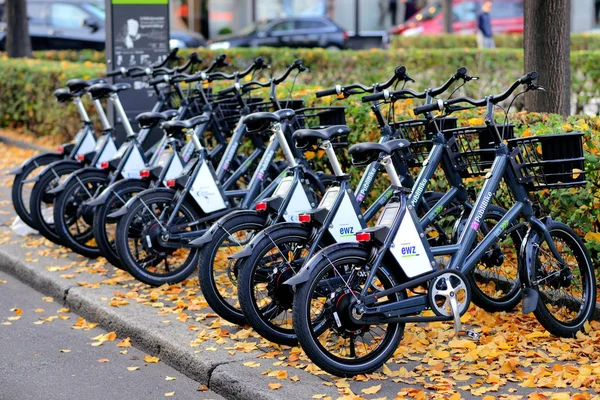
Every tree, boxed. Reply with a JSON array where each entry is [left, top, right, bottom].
[[442, 0, 453, 33], [5, 0, 32, 58], [524, 0, 570, 117]]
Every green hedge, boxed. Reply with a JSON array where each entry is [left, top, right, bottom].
[[0, 57, 104, 137], [10, 47, 600, 113], [390, 33, 600, 50]]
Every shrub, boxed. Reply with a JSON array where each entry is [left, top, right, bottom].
[[390, 33, 600, 50], [0, 57, 104, 138], [14, 47, 600, 113]]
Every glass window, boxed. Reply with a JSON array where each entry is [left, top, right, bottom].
[[27, 2, 47, 25], [296, 19, 327, 30], [50, 3, 90, 29], [490, 3, 524, 19], [81, 3, 105, 20], [269, 20, 295, 33], [453, 2, 478, 22]]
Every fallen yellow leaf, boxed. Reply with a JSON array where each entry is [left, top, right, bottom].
[[116, 337, 131, 348], [268, 383, 282, 390], [243, 361, 261, 368], [361, 384, 381, 395], [144, 355, 160, 363]]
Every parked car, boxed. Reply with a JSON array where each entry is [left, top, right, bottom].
[[0, 0, 206, 51], [209, 17, 348, 50], [389, 0, 523, 37]]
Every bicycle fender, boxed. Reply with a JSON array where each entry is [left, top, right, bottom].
[[87, 178, 142, 206], [189, 209, 262, 247], [284, 242, 363, 286], [108, 187, 176, 218], [23, 159, 81, 184], [228, 221, 303, 260], [47, 167, 107, 195], [9, 152, 63, 175]]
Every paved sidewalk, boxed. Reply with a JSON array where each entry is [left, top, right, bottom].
[[1, 139, 600, 400], [0, 270, 224, 400]]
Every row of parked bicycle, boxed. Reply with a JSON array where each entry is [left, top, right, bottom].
[[11, 48, 595, 377]]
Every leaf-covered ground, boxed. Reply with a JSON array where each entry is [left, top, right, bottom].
[[1, 141, 600, 400]]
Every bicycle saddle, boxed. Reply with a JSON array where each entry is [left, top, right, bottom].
[[66, 78, 107, 95], [243, 109, 296, 133], [88, 83, 131, 100], [293, 125, 351, 149], [349, 139, 412, 166], [162, 115, 210, 136], [136, 110, 179, 129], [53, 88, 74, 103]]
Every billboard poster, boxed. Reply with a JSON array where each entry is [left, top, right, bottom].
[[105, 0, 170, 144]]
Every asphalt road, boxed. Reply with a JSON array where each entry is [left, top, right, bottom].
[[0, 270, 224, 400]]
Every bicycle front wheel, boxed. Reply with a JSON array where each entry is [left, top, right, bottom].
[[527, 221, 596, 337]]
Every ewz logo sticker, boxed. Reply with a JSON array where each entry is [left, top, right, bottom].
[[400, 245, 419, 257], [339, 226, 354, 237]]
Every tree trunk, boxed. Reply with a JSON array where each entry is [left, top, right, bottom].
[[442, 0, 453, 33], [524, 0, 570, 117], [5, 0, 32, 58]]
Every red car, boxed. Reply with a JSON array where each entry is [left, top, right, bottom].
[[389, 0, 523, 37]]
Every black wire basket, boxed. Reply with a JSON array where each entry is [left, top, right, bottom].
[[506, 132, 587, 190], [444, 124, 515, 177], [295, 106, 346, 129], [391, 117, 458, 167]]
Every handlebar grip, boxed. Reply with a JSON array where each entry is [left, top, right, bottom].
[[254, 56, 266, 68], [148, 76, 168, 86], [315, 87, 339, 98], [106, 68, 124, 77], [218, 86, 238, 96], [413, 102, 441, 115], [130, 69, 149, 78], [455, 67, 467, 78], [519, 71, 538, 84], [362, 92, 386, 102], [167, 48, 179, 60]]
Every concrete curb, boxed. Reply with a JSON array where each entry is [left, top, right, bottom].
[[0, 250, 259, 399]]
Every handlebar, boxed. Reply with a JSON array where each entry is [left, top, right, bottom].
[[215, 59, 305, 96], [273, 59, 306, 84], [413, 71, 539, 116], [204, 54, 230, 74], [317, 65, 413, 100], [185, 56, 266, 83], [106, 48, 180, 78], [361, 67, 476, 103]]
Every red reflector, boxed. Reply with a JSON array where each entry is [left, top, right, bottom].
[[57, 145, 64, 154], [100, 161, 109, 169], [255, 202, 267, 211], [166, 179, 176, 188], [356, 232, 372, 242], [298, 214, 311, 223], [76, 154, 85, 162], [139, 169, 150, 178]]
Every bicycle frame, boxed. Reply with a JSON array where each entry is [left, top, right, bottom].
[[353, 101, 567, 325]]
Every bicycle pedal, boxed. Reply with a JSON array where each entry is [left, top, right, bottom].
[[457, 330, 481, 341]]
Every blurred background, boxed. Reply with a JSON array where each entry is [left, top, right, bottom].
[[0, 0, 598, 51]]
